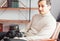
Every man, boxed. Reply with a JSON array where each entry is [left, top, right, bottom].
[[14, 0, 56, 41]]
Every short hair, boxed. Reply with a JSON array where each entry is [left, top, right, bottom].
[[38, 0, 51, 6]]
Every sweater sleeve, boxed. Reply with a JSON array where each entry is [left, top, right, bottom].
[[20, 14, 36, 33], [20, 21, 32, 33]]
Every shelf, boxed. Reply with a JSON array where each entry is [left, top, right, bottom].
[[0, 7, 38, 10], [0, 19, 30, 24]]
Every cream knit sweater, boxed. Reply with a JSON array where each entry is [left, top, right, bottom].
[[20, 12, 56, 40]]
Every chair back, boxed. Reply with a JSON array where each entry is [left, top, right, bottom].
[[51, 22, 60, 39]]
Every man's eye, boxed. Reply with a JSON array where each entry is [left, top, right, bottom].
[[42, 5, 44, 7], [38, 5, 40, 7]]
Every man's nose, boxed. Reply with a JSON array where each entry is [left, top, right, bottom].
[[39, 7, 42, 10]]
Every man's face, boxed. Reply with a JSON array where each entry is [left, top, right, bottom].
[[38, 0, 51, 15]]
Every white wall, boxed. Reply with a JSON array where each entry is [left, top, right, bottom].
[[51, 0, 60, 19], [0, 10, 29, 20]]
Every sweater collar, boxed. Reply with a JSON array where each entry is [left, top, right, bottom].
[[39, 12, 51, 17]]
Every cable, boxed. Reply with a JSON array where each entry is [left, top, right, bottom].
[[0, 8, 8, 16], [29, 0, 31, 21]]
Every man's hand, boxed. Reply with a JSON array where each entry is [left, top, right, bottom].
[[14, 37, 27, 41], [20, 37, 27, 40]]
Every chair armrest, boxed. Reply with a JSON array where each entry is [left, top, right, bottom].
[[29, 39, 57, 41]]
